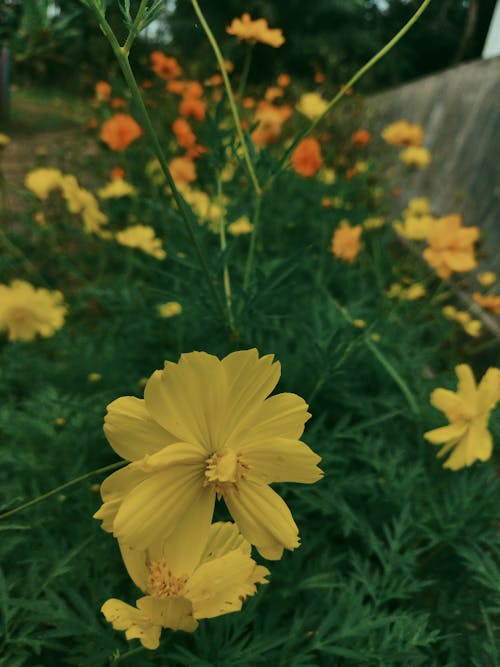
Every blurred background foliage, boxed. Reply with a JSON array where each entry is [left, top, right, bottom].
[[0, 0, 497, 93]]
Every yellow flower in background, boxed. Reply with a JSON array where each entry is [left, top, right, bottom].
[[423, 214, 478, 279], [94, 349, 322, 560], [442, 305, 482, 337], [226, 13, 285, 47], [363, 216, 385, 230], [97, 179, 138, 199], [146, 158, 165, 186], [477, 271, 496, 287], [394, 214, 434, 240], [88, 373, 102, 383], [352, 319, 367, 329], [399, 146, 432, 169], [381, 120, 423, 146], [331, 221, 362, 264], [387, 283, 426, 300], [102, 522, 269, 649], [318, 168, 337, 185], [58, 174, 109, 236], [0, 133, 10, 147], [403, 197, 430, 217], [158, 302, 182, 318], [115, 225, 166, 260], [296, 92, 328, 120], [424, 364, 500, 470], [228, 217, 254, 236], [0, 280, 67, 342], [24, 168, 63, 199]]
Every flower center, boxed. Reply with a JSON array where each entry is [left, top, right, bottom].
[[147, 560, 188, 599], [8, 307, 32, 322], [204, 448, 249, 496]]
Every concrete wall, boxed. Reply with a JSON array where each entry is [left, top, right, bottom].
[[367, 56, 500, 259]]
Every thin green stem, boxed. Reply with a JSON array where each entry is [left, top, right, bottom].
[[216, 174, 235, 330], [190, 0, 262, 197], [84, 1, 231, 332], [122, 0, 149, 55], [0, 461, 125, 521], [237, 43, 253, 99], [266, 0, 432, 189], [110, 645, 147, 665], [243, 195, 262, 291]]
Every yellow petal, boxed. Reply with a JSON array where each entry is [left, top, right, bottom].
[[455, 364, 478, 412], [137, 596, 198, 633], [113, 447, 207, 550], [424, 422, 468, 444], [144, 353, 226, 451], [101, 597, 162, 650], [104, 396, 178, 461], [429, 388, 464, 422], [199, 521, 251, 563], [223, 479, 299, 560], [185, 549, 269, 619], [93, 463, 149, 532], [443, 420, 493, 470], [240, 437, 323, 483], [232, 393, 311, 447], [477, 367, 500, 413], [221, 349, 281, 445]]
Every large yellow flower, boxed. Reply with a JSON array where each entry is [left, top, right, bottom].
[[94, 349, 322, 559], [102, 522, 269, 649], [0, 280, 67, 342], [424, 364, 500, 470]]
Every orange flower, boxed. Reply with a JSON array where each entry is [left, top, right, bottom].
[[381, 120, 423, 147], [150, 51, 182, 80], [206, 73, 223, 86], [95, 81, 111, 102], [242, 97, 255, 109], [291, 137, 323, 177], [110, 167, 125, 180], [251, 102, 291, 147], [351, 129, 371, 147], [331, 222, 363, 263], [110, 97, 127, 109], [100, 114, 142, 152], [167, 80, 186, 95], [86, 118, 99, 130], [226, 13, 285, 47], [277, 73, 291, 87], [179, 96, 206, 122], [265, 86, 284, 102], [183, 81, 204, 99], [473, 292, 500, 315], [423, 215, 479, 279], [314, 72, 326, 84], [172, 118, 197, 149], [169, 156, 197, 186], [141, 79, 153, 89]]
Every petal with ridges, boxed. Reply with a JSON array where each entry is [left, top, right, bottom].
[[199, 522, 251, 563], [429, 388, 464, 422], [455, 364, 477, 409], [477, 367, 500, 413], [101, 597, 162, 650], [104, 396, 177, 461], [240, 437, 322, 483], [424, 422, 468, 444]]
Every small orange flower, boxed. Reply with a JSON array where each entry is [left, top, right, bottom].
[[206, 73, 223, 86], [167, 80, 186, 95], [331, 222, 363, 264], [110, 167, 125, 180], [172, 118, 197, 149], [473, 292, 500, 315], [351, 129, 371, 147], [291, 137, 323, 178], [150, 51, 182, 80], [242, 97, 255, 109], [423, 215, 479, 279], [86, 118, 99, 130], [95, 81, 111, 102], [226, 13, 285, 47], [110, 97, 127, 109], [100, 114, 142, 152], [179, 96, 206, 122], [183, 81, 204, 99], [169, 156, 197, 185], [251, 102, 291, 146], [142, 79, 153, 89], [277, 73, 291, 87], [265, 86, 284, 102], [314, 72, 326, 84]]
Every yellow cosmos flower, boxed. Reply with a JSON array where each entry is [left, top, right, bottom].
[[423, 215, 478, 279], [387, 283, 426, 300], [0, 280, 67, 342], [115, 225, 166, 260], [97, 179, 138, 199], [381, 120, 423, 147], [0, 133, 11, 147], [442, 305, 482, 337], [228, 217, 254, 236], [331, 221, 363, 264], [158, 301, 182, 318], [296, 92, 329, 121], [226, 13, 285, 48], [24, 168, 63, 200], [477, 271, 496, 287], [403, 197, 430, 217], [59, 175, 109, 237], [424, 364, 500, 470], [102, 522, 269, 649], [399, 146, 431, 169], [363, 216, 385, 230], [393, 214, 434, 240], [94, 349, 322, 559]]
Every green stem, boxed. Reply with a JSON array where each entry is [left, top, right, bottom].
[[243, 195, 262, 291], [122, 0, 149, 55], [190, 0, 262, 197], [0, 228, 49, 286], [266, 0, 432, 189], [237, 43, 253, 99], [85, 1, 230, 332], [110, 645, 147, 665], [216, 174, 235, 330], [0, 461, 125, 521]]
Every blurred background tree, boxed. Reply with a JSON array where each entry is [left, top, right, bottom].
[[0, 0, 496, 92]]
